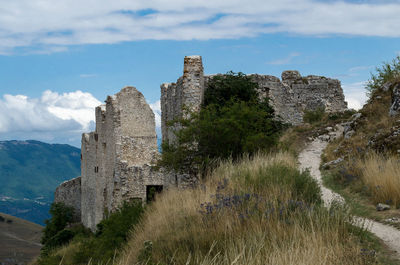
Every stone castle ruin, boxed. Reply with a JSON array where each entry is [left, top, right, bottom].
[[55, 55, 347, 231]]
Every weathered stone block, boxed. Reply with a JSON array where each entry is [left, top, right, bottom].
[[54, 177, 81, 222]]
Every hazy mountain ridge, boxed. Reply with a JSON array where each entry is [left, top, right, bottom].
[[0, 140, 80, 225]]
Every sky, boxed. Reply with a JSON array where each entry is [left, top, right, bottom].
[[0, 0, 399, 147]]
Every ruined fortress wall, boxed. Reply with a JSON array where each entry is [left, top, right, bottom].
[[161, 56, 204, 144], [80, 86, 163, 231], [54, 176, 81, 222], [81, 133, 100, 229], [56, 55, 347, 232], [115, 87, 158, 166], [161, 56, 348, 144]]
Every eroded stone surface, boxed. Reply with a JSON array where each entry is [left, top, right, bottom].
[[54, 177, 81, 222], [80, 87, 168, 231]]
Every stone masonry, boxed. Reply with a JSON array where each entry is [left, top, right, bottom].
[[79, 87, 178, 231], [55, 55, 347, 231], [161, 56, 347, 144], [54, 176, 81, 222]]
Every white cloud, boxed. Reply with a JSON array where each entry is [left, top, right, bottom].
[[80, 74, 97, 78], [0, 90, 101, 145], [1, 0, 400, 53], [342, 81, 368, 110], [149, 100, 162, 137], [267, 52, 300, 65]]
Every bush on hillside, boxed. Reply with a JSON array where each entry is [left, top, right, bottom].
[[367, 55, 400, 95], [41, 202, 75, 246], [37, 200, 144, 265], [160, 72, 284, 176]]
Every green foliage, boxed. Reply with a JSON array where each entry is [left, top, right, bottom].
[[160, 72, 284, 175], [367, 55, 400, 95], [37, 201, 144, 265], [204, 71, 259, 107], [41, 202, 75, 247], [303, 107, 325, 124]]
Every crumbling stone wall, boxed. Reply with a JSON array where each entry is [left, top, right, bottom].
[[161, 56, 347, 144], [79, 87, 169, 231], [55, 55, 347, 232], [56, 85, 196, 232], [54, 177, 81, 222], [161, 55, 204, 144]]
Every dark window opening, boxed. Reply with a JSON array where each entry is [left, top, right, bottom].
[[146, 185, 163, 203], [94, 133, 98, 141], [94, 166, 99, 173]]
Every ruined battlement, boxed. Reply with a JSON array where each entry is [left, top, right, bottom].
[[55, 55, 347, 231], [161, 56, 347, 144], [79, 86, 168, 230]]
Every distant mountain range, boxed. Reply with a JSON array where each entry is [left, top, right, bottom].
[[0, 140, 81, 225]]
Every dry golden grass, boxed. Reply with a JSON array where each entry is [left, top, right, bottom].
[[357, 153, 400, 207], [118, 153, 372, 265]]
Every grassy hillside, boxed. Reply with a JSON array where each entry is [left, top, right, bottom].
[[118, 153, 373, 265], [0, 212, 43, 265], [37, 153, 377, 265], [0, 140, 80, 225]]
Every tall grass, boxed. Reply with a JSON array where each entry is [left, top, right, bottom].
[[119, 153, 372, 265], [357, 153, 400, 207]]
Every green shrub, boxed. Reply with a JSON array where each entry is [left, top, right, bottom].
[[72, 200, 144, 264], [367, 55, 400, 95], [303, 107, 325, 124], [41, 202, 75, 246], [204, 71, 259, 107], [37, 201, 144, 265], [160, 72, 284, 176]]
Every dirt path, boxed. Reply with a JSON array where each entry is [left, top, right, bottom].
[[298, 136, 400, 259]]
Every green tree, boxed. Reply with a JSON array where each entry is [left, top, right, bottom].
[[160, 72, 284, 176], [41, 202, 74, 246]]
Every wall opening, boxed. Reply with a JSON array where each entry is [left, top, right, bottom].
[[146, 185, 163, 202]]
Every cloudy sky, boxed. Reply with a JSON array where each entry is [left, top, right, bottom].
[[0, 0, 399, 147]]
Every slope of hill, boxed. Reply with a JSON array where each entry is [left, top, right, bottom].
[[0, 140, 80, 225], [0, 212, 43, 265]]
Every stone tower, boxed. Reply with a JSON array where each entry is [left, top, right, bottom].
[[161, 55, 205, 144], [80, 87, 166, 231]]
